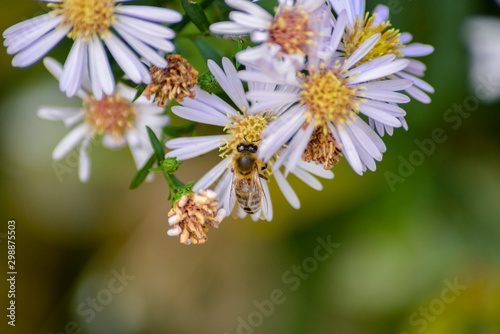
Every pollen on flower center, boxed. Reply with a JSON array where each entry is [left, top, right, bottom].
[[268, 6, 314, 55], [344, 12, 403, 65], [300, 63, 363, 127], [51, 0, 116, 40], [220, 111, 274, 158], [85, 94, 136, 141]]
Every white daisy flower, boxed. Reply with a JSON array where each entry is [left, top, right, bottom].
[[239, 10, 413, 176], [329, 1, 434, 135], [3, 0, 182, 100], [165, 58, 333, 221], [210, 0, 332, 76], [38, 58, 169, 182]]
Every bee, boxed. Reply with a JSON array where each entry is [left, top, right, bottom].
[[230, 141, 269, 219]]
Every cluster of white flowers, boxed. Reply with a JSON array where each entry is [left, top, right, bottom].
[[168, 0, 434, 227], [3, 0, 434, 243]]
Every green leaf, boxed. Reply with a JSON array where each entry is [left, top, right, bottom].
[[181, 0, 211, 33], [193, 37, 222, 66], [163, 123, 198, 138], [146, 126, 165, 163], [129, 154, 156, 189], [133, 83, 148, 102], [171, 181, 195, 204]]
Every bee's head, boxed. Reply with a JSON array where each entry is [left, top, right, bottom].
[[237, 143, 258, 153]]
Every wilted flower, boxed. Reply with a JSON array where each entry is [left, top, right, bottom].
[[143, 54, 199, 107], [167, 189, 226, 245]]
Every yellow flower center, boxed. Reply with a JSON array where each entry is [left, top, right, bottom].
[[344, 13, 403, 65], [300, 63, 364, 128], [84, 94, 136, 141], [51, 0, 116, 40], [268, 6, 314, 55], [220, 111, 274, 158]]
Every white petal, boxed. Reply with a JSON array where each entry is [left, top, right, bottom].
[[225, 0, 274, 20], [166, 135, 226, 149], [113, 19, 175, 53], [89, 36, 115, 97], [295, 160, 334, 179], [52, 124, 88, 161], [290, 167, 323, 191], [171, 106, 228, 126], [12, 25, 69, 67], [349, 59, 410, 84], [165, 136, 223, 160], [193, 158, 231, 192], [362, 90, 411, 104], [329, 10, 348, 53], [6, 16, 60, 54], [115, 6, 182, 23], [3, 13, 55, 38], [397, 71, 435, 93], [331, 125, 363, 175], [274, 170, 300, 209], [405, 86, 431, 104], [373, 5, 389, 25], [228, 11, 270, 30], [283, 121, 315, 176], [358, 103, 401, 127], [114, 25, 167, 67], [208, 58, 249, 110], [343, 33, 381, 70], [364, 78, 413, 91], [210, 21, 252, 35], [60, 38, 88, 98], [79, 136, 92, 182], [103, 34, 150, 84], [401, 43, 434, 57], [115, 15, 176, 40]]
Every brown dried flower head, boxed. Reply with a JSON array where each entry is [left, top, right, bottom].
[[302, 126, 343, 169], [167, 189, 226, 245], [144, 54, 198, 107]]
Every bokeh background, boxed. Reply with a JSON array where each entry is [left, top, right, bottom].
[[1, 0, 500, 333]]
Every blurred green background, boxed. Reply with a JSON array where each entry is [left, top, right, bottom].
[[1, 0, 500, 333]]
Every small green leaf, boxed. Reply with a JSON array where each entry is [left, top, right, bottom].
[[146, 126, 165, 163], [193, 37, 222, 66], [133, 83, 148, 102], [181, 0, 211, 33], [130, 154, 156, 189], [171, 181, 195, 204], [163, 123, 198, 139]]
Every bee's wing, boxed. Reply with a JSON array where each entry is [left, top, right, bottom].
[[229, 170, 242, 219], [260, 176, 272, 221], [249, 167, 269, 221]]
